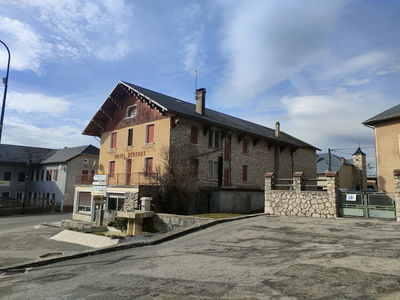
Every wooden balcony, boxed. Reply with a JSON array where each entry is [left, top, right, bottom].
[[76, 172, 156, 186]]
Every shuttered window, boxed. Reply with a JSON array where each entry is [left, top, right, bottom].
[[242, 165, 248, 182], [145, 157, 153, 176], [127, 128, 133, 146], [110, 132, 117, 149], [146, 124, 154, 143], [242, 138, 248, 154], [223, 169, 229, 186], [109, 161, 116, 178], [191, 126, 198, 144], [224, 140, 231, 160]]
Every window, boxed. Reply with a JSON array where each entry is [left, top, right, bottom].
[[208, 130, 220, 148], [3, 171, 11, 181], [46, 170, 52, 181], [16, 192, 23, 201], [35, 170, 39, 181], [242, 138, 248, 154], [190, 159, 199, 178], [145, 157, 153, 176], [54, 169, 58, 181], [126, 105, 137, 119], [1, 192, 10, 198], [146, 124, 154, 143], [224, 169, 229, 186], [207, 161, 219, 180], [127, 128, 133, 147], [242, 165, 248, 182], [77, 192, 91, 212], [18, 172, 25, 182], [110, 132, 117, 149], [107, 194, 125, 211], [224, 140, 231, 160], [191, 126, 198, 144], [126, 159, 132, 185], [109, 161, 116, 178], [82, 169, 89, 182], [41, 169, 45, 181]]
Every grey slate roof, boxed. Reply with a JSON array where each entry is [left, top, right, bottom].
[[0, 144, 56, 164], [363, 104, 400, 126], [120, 81, 318, 150], [317, 153, 353, 173], [41, 145, 99, 164]]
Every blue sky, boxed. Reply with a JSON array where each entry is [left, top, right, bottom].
[[0, 0, 399, 172]]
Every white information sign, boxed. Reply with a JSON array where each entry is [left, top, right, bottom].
[[93, 174, 107, 181], [0, 180, 10, 187], [92, 185, 106, 191], [92, 181, 107, 186], [346, 194, 357, 201]]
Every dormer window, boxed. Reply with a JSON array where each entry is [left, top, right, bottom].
[[126, 105, 137, 119]]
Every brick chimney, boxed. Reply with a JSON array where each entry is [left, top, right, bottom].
[[196, 88, 206, 115], [275, 121, 280, 138]]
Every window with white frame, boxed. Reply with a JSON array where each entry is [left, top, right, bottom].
[[208, 130, 220, 148], [126, 105, 137, 119]]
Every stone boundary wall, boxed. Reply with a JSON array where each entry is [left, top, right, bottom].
[[265, 171, 339, 218], [392, 170, 400, 222], [146, 213, 212, 233]]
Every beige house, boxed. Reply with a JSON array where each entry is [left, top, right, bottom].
[[363, 104, 400, 193], [73, 81, 318, 221]]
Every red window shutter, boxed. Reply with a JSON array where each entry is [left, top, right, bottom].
[[147, 125, 154, 143], [111, 132, 117, 148], [54, 169, 58, 181], [243, 138, 248, 153], [82, 169, 89, 182], [190, 126, 198, 144], [127, 128, 133, 146], [223, 169, 229, 186], [109, 161, 115, 178], [242, 165, 248, 182], [224, 140, 231, 160], [146, 158, 153, 175]]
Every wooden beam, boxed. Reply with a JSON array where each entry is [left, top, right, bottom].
[[100, 108, 112, 120]]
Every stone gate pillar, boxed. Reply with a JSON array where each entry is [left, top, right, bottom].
[[393, 170, 400, 222], [293, 172, 304, 193], [265, 172, 275, 214], [326, 171, 338, 217]]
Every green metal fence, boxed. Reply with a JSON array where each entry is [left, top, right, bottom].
[[339, 192, 396, 220]]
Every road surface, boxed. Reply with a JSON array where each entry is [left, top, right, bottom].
[[2, 215, 400, 299]]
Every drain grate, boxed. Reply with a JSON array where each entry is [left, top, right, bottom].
[[39, 252, 63, 259]]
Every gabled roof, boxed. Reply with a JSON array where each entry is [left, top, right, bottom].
[[0, 144, 56, 164], [317, 153, 353, 173], [363, 104, 400, 126], [41, 145, 99, 164], [84, 81, 319, 150]]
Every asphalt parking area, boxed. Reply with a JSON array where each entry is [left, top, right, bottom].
[[2, 215, 400, 299]]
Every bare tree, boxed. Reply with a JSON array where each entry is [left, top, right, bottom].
[[148, 145, 200, 214]]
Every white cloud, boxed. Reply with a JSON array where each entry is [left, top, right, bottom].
[[0, 17, 51, 73], [344, 78, 371, 86], [0, 0, 133, 73], [327, 51, 389, 76], [3, 117, 95, 148], [6, 92, 70, 115], [215, 0, 347, 107], [274, 91, 394, 151]]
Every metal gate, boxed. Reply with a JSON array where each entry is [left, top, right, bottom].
[[339, 192, 396, 220]]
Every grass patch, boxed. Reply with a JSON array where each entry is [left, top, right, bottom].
[[193, 213, 248, 219]]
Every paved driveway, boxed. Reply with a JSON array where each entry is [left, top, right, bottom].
[[2, 215, 400, 299], [0, 213, 91, 268]]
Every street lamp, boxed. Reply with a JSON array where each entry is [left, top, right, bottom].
[[0, 40, 10, 144]]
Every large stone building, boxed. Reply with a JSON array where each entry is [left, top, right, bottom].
[[0, 144, 99, 212], [73, 81, 318, 221], [363, 104, 400, 193]]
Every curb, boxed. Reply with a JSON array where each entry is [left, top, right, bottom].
[[0, 213, 267, 273]]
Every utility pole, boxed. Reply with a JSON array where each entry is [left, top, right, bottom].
[[0, 40, 10, 143], [328, 148, 332, 172]]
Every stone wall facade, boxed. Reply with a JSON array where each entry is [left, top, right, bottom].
[[170, 117, 317, 190], [393, 170, 400, 222], [265, 172, 338, 218], [146, 213, 212, 233]]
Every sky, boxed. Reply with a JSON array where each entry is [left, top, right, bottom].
[[0, 0, 399, 173]]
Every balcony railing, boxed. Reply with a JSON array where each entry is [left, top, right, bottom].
[[76, 172, 156, 186]]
